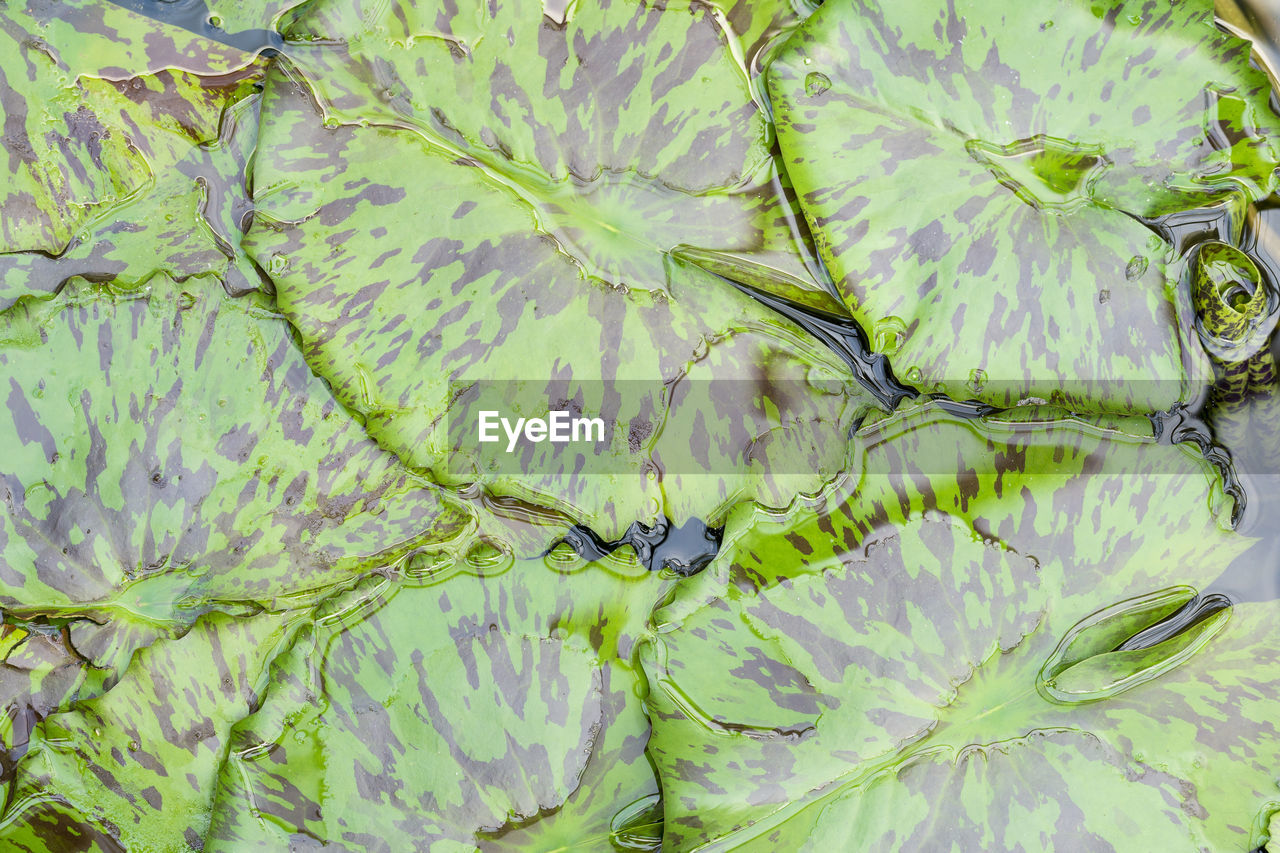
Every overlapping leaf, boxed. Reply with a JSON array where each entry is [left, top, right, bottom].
[[0, 276, 469, 634], [641, 406, 1274, 850], [0, 1, 273, 306], [768, 0, 1280, 411], [0, 609, 301, 851], [204, 544, 673, 851], [246, 66, 874, 538], [276, 0, 829, 295]]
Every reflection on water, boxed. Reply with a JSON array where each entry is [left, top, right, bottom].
[[1193, 2, 1280, 608]]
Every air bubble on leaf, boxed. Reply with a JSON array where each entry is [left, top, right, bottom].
[[464, 539, 513, 575], [1125, 255, 1148, 281], [872, 316, 906, 356], [804, 72, 831, 97]]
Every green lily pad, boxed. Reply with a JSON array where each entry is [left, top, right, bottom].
[[0, 2, 273, 306], [0, 276, 468, 629], [246, 65, 875, 537], [0, 609, 302, 851], [767, 0, 1280, 411], [204, 547, 671, 850], [641, 406, 1269, 849]]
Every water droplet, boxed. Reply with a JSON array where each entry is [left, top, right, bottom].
[[1040, 20, 1054, 30], [267, 254, 290, 275], [207, 14, 222, 29], [464, 539, 512, 575], [904, 366, 924, 383], [1126, 14, 1142, 24], [1125, 256, 1148, 281], [872, 316, 906, 356], [1098, 289, 1110, 304], [128, 740, 139, 751], [804, 72, 831, 97], [544, 541, 585, 574], [967, 368, 987, 393], [966, 135, 1107, 213], [405, 549, 451, 581]]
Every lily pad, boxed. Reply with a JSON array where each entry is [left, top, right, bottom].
[[246, 66, 875, 538], [641, 405, 1270, 849], [0, 2, 273, 306], [0, 276, 468, 630], [0, 609, 301, 851], [204, 545, 672, 850], [767, 0, 1280, 411]]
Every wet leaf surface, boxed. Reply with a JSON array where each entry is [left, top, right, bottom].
[[641, 407, 1275, 850], [1, 0, 1280, 850], [768, 0, 1280, 411], [0, 278, 469, 628], [246, 62, 876, 536]]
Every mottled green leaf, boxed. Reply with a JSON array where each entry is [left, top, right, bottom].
[[0, 619, 91, 749], [204, 544, 671, 851], [641, 406, 1272, 850], [0, 609, 300, 851], [277, 0, 840, 293], [0, 2, 271, 305], [246, 65, 874, 537], [0, 276, 468, 630], [767, 0, 1280, 410]]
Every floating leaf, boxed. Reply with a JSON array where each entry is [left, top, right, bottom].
[[204, 546, 671, 850], [246, 66, 875, 537], [0, 277, 468, 632], [767, 0, 1280, 410], [0, 2, 271, 306], [641, 406, 1272, 849], [0, 609, 301, 850]]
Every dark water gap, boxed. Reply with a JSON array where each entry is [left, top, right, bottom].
[[103, 0, 283, 54]]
